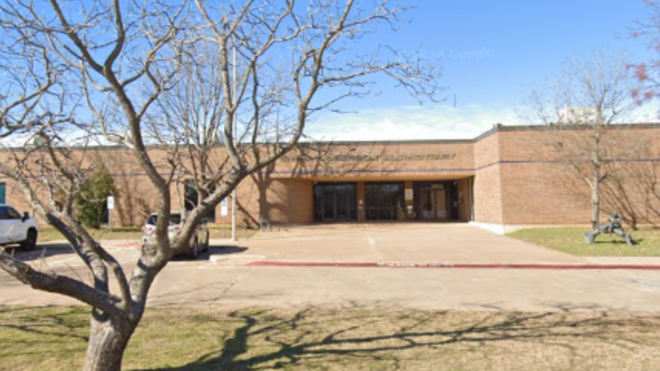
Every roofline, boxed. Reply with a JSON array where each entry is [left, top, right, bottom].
[[474, 122, 660, 141]]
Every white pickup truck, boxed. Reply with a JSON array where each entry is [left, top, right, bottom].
[[0, 204, 38, 250]]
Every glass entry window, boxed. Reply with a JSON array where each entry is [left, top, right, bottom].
[[365, 182, 405, 221], [413, 181, 459, 220], [418, 184, 447, 219], [314, 183, 357, 221]]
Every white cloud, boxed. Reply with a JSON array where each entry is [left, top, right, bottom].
[[305, 102, 660, 142], [0, 128, 117, 149], [306, 104, 521, 141]]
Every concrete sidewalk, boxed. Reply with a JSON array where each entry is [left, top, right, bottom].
[[224, 223, 584, 265]]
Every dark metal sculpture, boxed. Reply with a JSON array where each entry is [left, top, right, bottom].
[[259, 215, 271, 231], [584, 212, 637, 246]]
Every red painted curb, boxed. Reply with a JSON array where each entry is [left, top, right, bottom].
[[246, 261, 660, 270]]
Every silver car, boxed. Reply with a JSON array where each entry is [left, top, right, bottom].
[[140, 211, 210, 259]]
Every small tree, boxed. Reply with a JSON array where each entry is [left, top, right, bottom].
[[76, 166, 116, 229], [523, 49, 640, 229]]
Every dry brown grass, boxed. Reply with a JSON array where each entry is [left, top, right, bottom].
[[2, 306, 660, 370]]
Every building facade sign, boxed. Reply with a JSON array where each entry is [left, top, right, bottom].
[[280, 153, 457, 163]]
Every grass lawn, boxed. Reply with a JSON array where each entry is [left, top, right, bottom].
[[509, 227, 660, 256], [38, 227, 144, 242], [2, 306, 660, 371], [37, 225, 257, 243]]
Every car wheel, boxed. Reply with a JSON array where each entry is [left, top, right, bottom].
[[21, 229, 37, 251], [188, 238, 199, 260]]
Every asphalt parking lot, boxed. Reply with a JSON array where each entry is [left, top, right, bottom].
[[2, 223, 660, 313]]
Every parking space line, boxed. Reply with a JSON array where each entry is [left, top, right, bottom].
[[365, 232, 383, 260]]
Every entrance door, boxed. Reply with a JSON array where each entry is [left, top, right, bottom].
[[365, 182, 405, 221], [323, 190, 336, 220], [415, 182, 450, 220], [314, 183, 357, 222], [434, 188, 447, 218], [335, 191, 351, 220]]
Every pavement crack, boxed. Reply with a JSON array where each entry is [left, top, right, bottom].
[[209, 266, 252, 305]]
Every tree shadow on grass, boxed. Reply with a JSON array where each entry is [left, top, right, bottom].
[[134, 304, 657, 371], [0, 305, 89, 358]]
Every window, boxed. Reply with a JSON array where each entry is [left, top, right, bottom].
[[184, 180, 215, 222], [365, 182, 405, 221], [0, 183, 5, 204], [6, 207, 21, 220], [313, 183, 358, 221], [184, 180, 198, 212], [146, 214, 182, 226], [0, 207, 7, 220]]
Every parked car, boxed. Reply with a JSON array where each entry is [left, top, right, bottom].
[[140, 211, 210, 259], [0, 204, 38, 250]]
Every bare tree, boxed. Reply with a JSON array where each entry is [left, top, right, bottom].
[[523, 49, 641, 229], [601, 145, 660, 229], [0, 1, 441, 370]]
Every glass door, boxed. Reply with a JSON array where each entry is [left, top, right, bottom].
[[323, 190, 335, 219], [365, 182, 405, 221], [414, 182, 451, 220], [314, 183, 358, 222], [335, 191, 350, 220]]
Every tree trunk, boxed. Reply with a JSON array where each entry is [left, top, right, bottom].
[[591, 181, 600, 230], [83, 310, 137, 371]]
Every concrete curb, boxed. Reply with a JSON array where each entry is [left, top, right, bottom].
[[247, 260, 660, 270]]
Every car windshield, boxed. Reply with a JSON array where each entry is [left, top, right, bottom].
[[146, 214, 182, 226]]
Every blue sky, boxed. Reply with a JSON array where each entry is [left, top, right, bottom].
[[309, 0, 658, 140]]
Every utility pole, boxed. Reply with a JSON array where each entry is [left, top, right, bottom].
[[231, 42, 238, 242]]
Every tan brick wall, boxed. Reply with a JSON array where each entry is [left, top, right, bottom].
[[270, 141, 475, 180], [472, 132, 503, 224], [235, 176, 313, 226], [3, 125, 660, 228], [497, 127, 660, 225], [499, 163, 590, 224]]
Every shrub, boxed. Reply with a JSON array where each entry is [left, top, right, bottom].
[[75, 166, 116, 229]]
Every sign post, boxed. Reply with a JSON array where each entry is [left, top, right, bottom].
[[107, 196, 115, 235], [221, 198, 228, 239]]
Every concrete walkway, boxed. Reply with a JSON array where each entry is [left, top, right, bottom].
[[227, 223, 584, 265], [2, 224, 660, 313]]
